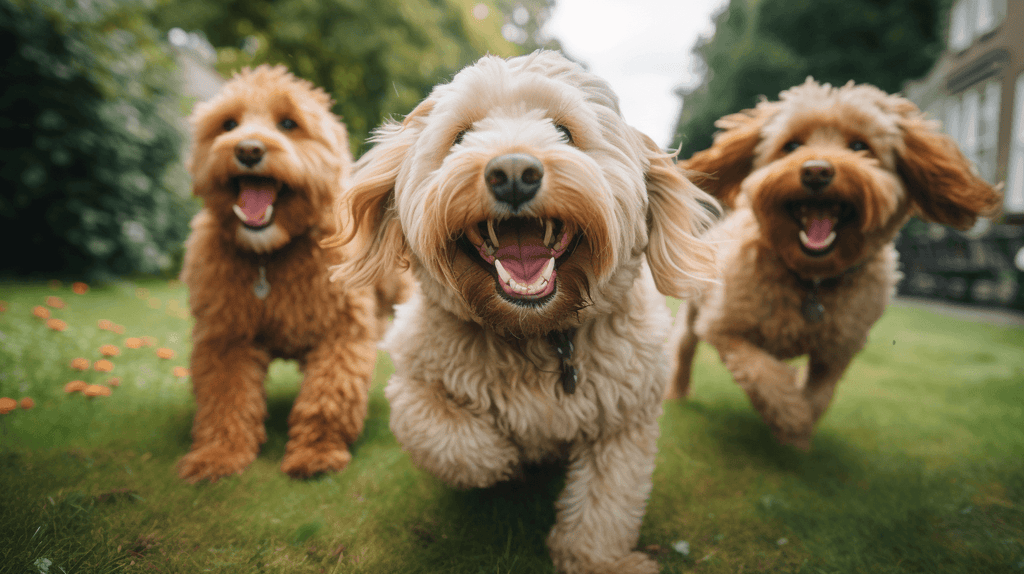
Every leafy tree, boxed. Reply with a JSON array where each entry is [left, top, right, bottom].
[[0, 0, 193, 280], [154, 0, 522, 152], [672, 0, 952, 157]]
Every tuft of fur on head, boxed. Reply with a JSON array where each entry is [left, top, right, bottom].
[[685, 77, 1001, 279], [330, 51, 717, 337], [188, 64, 352, 253]]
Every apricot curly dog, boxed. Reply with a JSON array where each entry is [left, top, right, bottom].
[[666, 78, 1001, 450], [329, 51, 717, 574], [178, 65, 406, 483]]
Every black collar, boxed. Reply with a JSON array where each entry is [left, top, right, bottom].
[[546, 329, 578, 394]]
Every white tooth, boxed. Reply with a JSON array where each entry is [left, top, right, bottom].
[[487, 219, 500, 248], [261, 204, 274, 224], [233, 205, 247, 222], [540, 257, 555, 282], [544, 219, 553, 247], [824, 231, 837, 245], [799, 230, 809, 246], [495, 259, 512, 285]]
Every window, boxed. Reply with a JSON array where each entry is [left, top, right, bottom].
[[977, 80, 1000, 182], [948, 0, 1006, 51], [1006, 73, 1024, 213], [950, 0, 972, 51], [939, 81, 1000, 184]]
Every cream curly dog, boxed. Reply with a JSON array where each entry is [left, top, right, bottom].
[[329, 51, 717, 573], [666, 78, 1001, 449]]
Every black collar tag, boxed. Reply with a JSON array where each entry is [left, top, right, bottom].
[[546, 329, 578, 394]]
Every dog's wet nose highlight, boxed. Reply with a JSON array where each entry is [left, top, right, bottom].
[[235, 139, 266, 167], [800, 159, 834, 192], [485, 153, 543, 209]]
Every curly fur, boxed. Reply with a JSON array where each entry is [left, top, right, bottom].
[[667, 78, 1002, 449], [329, 51, 717, 573], [178, 65, 408, 483]]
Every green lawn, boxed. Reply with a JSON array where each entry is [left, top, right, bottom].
[[1, 279, 1021, 573]]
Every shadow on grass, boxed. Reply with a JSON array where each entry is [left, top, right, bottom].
[[388, 462, 565, 573]]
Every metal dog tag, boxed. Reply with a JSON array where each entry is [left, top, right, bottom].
[[253, 265, 270, 300], [802, 294, 824, 323]]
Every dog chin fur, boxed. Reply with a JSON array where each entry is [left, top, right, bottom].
[[330, 50, 718, 573], [667, 77, 1002, 450]]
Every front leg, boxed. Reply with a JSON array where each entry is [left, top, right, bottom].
[[178, 339, 271, 483], [802, 347, 857, 426], [665, 303, 699, 400], [707, 334, 813, 449], [547, 421, 660, 574], [385, 375, 520, 489], [281, 329, 378, 478]]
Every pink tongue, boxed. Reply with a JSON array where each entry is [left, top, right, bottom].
[[237, 181, 276, 224], [806, 218, 834, 245], [494, 242, 551, 284]]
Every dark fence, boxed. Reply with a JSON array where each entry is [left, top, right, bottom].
[[896, 219, 1024, 311]]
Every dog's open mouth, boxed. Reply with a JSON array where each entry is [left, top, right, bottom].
[[232, 176, 281, 229], [787, 200, 856, 256], [460, 217, 577, 305]]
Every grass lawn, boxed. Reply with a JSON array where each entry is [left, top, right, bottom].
[[1, 278, 1022, 573]]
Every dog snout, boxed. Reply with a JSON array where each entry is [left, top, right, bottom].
[[800, 160, 834, 193], [485, 154, 543, 210], [235, 139, 266, 167]]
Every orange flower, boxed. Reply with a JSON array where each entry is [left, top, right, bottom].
[[172, 366, 190, 378], [156, 347, 175, 360], [33, 305, 51, 319], [83, 384, 112, 397], [135, 287, 150, 300], [45, 295, 65, 309], [141, 336, 158, 347], [0, 397, 16, 414], [94, 359, 114, 372], [97, 319, 114, 331], [46, 318, 68, 332], [20, 397, 35, 410], [64, 380, 87, 393], [112, 324, 126, 335], [99, 344, 120, 357], [70, 357, 90, 371], [107, 377, 121, 387], [0, 300, 7, 312], [72, 282, 89, 294], [125, 337, 143, 349]]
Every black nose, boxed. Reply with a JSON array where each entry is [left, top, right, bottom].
[[485, 154, 543, 210], [800, 160, 834, 193], [235, 139, 266, 167]]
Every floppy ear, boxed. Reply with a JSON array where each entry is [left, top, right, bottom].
[[895, 110, 1002, 230], [682, 103, 775, 208], [638, 129, 719, 299], [326, 99, 435, 289]]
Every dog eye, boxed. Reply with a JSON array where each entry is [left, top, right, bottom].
[[453, 130, 467, 147], [849, 140, 869, 152], [223, 119, 238, 131], [279, 118, 298, 131], [782, 140, 801, 153], [556, 124, 573, 144]]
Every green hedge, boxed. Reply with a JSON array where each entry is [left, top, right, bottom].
[[0, 0, 194, 280]]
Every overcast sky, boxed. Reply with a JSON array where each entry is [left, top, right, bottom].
[[544, 0, 728, 148]]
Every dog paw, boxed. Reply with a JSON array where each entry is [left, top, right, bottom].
[[551, 550, 660, 574], [281, 443, 351, 478], [177, 445, 256, 483]]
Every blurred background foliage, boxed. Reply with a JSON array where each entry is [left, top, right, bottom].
[[1, 0, 191, 281], [672, 0, 953, 157], [1, 0, 557, 280], [151, 0, 556, 152]]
